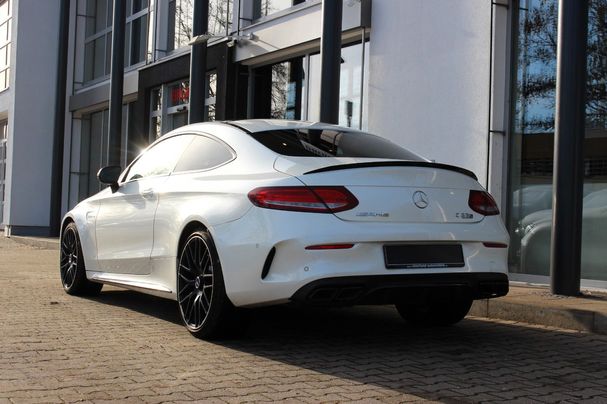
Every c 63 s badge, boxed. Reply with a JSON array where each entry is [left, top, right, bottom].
[[456, 212, 474, 219]]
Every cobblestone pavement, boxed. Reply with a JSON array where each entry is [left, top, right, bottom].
[[1, 237, 607, 404]]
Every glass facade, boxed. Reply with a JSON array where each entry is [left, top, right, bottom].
[[167, 0, 233, 53], [252, 0, 306, 20], [77, 105, 130, 201], [167, 0, 193, 52], [148, 75, 217, 141], [0, 0, 10, 91], [261, 41, 370, 130], [508, 0, 607, 282], [270, 58, 304, 120], [83, 0, 149, 84]]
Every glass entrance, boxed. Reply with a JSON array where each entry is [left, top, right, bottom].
[[508, 0, 607, 283]]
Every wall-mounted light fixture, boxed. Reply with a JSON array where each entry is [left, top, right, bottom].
[[188, 33, 256, 48]]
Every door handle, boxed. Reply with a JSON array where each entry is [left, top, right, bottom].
[[141, 188, 155, 198]]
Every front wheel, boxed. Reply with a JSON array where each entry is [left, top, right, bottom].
[[60, 223, 103, 296], [395, 297, 473, 326], [177, 230, 246, 339]]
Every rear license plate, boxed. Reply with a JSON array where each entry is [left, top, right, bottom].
[[383, 244, 465, 269]]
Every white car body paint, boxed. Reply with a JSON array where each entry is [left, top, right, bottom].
[[61, 120, 510, 306]]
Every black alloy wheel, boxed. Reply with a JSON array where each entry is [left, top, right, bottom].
[[60, 223, 102, 295], [177, 230, 246, 339]]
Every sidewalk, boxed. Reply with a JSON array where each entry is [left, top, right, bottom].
[[4, 232, 607, 335]]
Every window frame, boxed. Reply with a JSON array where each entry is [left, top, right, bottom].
[[0, 0, 11, 92], [82, 0, 150, 85]]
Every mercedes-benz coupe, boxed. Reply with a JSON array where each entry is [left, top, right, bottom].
[[60, 120, 509, 338]]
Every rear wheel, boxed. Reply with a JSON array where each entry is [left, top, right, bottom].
[[60, 223, 103, 296], [177, 230, 246, 339], [395, 297, 472, 326]]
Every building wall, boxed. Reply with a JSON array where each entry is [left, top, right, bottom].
[[4, 0, 60, 235], [367, 0, 493, 188]]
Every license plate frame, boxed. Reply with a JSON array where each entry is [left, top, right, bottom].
[[383, 244, 465, 269]]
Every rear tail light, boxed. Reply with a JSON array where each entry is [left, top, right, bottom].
[[248, 186, 359, 213], [468, 190, 500, 216]]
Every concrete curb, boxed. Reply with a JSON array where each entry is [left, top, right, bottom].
[[470, 296, 607, 335], [8, 235, 60, 250]]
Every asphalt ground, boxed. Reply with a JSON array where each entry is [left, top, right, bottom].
[[1, 236, 607, 403]]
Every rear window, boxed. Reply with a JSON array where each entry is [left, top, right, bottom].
[[249, 129, 424, 160]]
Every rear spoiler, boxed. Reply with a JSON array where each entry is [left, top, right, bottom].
[[304, 161, 478, 181]]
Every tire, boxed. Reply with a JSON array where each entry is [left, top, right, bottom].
[[60, 223, 103, 296], [177, 229, 246, 339], [395, 297, 472, 326]]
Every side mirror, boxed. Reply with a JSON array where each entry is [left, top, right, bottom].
[[97, 166, 122, 192]]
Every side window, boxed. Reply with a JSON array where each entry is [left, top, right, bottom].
[[124, 135, 193, 182], [173, 135, 234, 173]]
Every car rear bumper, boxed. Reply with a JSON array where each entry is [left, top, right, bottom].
[[212, 207, 509, 307], [291, 272, 509, 306]]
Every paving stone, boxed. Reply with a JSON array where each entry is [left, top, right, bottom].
[[1, 236, 607, 403]]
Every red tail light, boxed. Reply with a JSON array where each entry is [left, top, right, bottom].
[[248, 186, 359, 213], [468, 190, 500, 216]]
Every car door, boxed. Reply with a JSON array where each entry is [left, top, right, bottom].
[[95, 134, 194, 274]]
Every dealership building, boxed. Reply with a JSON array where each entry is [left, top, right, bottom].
[[0, 0, 605, 290]]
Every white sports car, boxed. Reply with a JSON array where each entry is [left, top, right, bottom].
[[60, 120, 509, 338]]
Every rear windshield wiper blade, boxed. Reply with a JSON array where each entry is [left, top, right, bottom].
[[304, 161, 478, 181]]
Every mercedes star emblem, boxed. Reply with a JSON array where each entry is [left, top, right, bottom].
[[412, 190, 429, 209]]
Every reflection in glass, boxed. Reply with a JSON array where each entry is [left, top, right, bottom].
[[168, 0, 193, 52], [271, 59, 304, 120], [151, 116, 162, 139], [209, 0, 232, 36], [253, 0, 305, 20], [509, 0, 607, 282], [168, 81, 190, 107], [151, 88, 162, 111], [308, 41, 370, 129], [167, 0, 231, 52], [205, 72, 217, 121]]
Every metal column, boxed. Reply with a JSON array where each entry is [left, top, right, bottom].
[[49, 0, 70, 236], [189, 0, 209, 124], [319, 0, 342, 124], [550, 0, 589, 296], [107, 0, 127, 167]]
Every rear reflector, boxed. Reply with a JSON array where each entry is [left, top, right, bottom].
[[248, 186, 359, 213], [305, 244, 355, 250], [468, 190, 500, 216], [483, 242, 508, 248]]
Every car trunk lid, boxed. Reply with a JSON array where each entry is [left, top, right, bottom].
[[274, 156, 484, 224]]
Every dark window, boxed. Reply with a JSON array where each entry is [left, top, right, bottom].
[[249, 129, 423, 160], [174, 135, 234, 172], [124, 135, 192, 181]]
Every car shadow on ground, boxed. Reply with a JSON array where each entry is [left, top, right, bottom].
[[90, 289, 607, 402], [89, 288, 184, 326]]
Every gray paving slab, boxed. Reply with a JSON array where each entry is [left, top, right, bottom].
[[1, 235, 607, 402]]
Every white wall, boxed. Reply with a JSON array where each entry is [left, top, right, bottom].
[[367, 0, 492, 187], [4, 0, 60, 234]]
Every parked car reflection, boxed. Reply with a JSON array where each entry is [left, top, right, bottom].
[[516, 188, 607, 280]]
